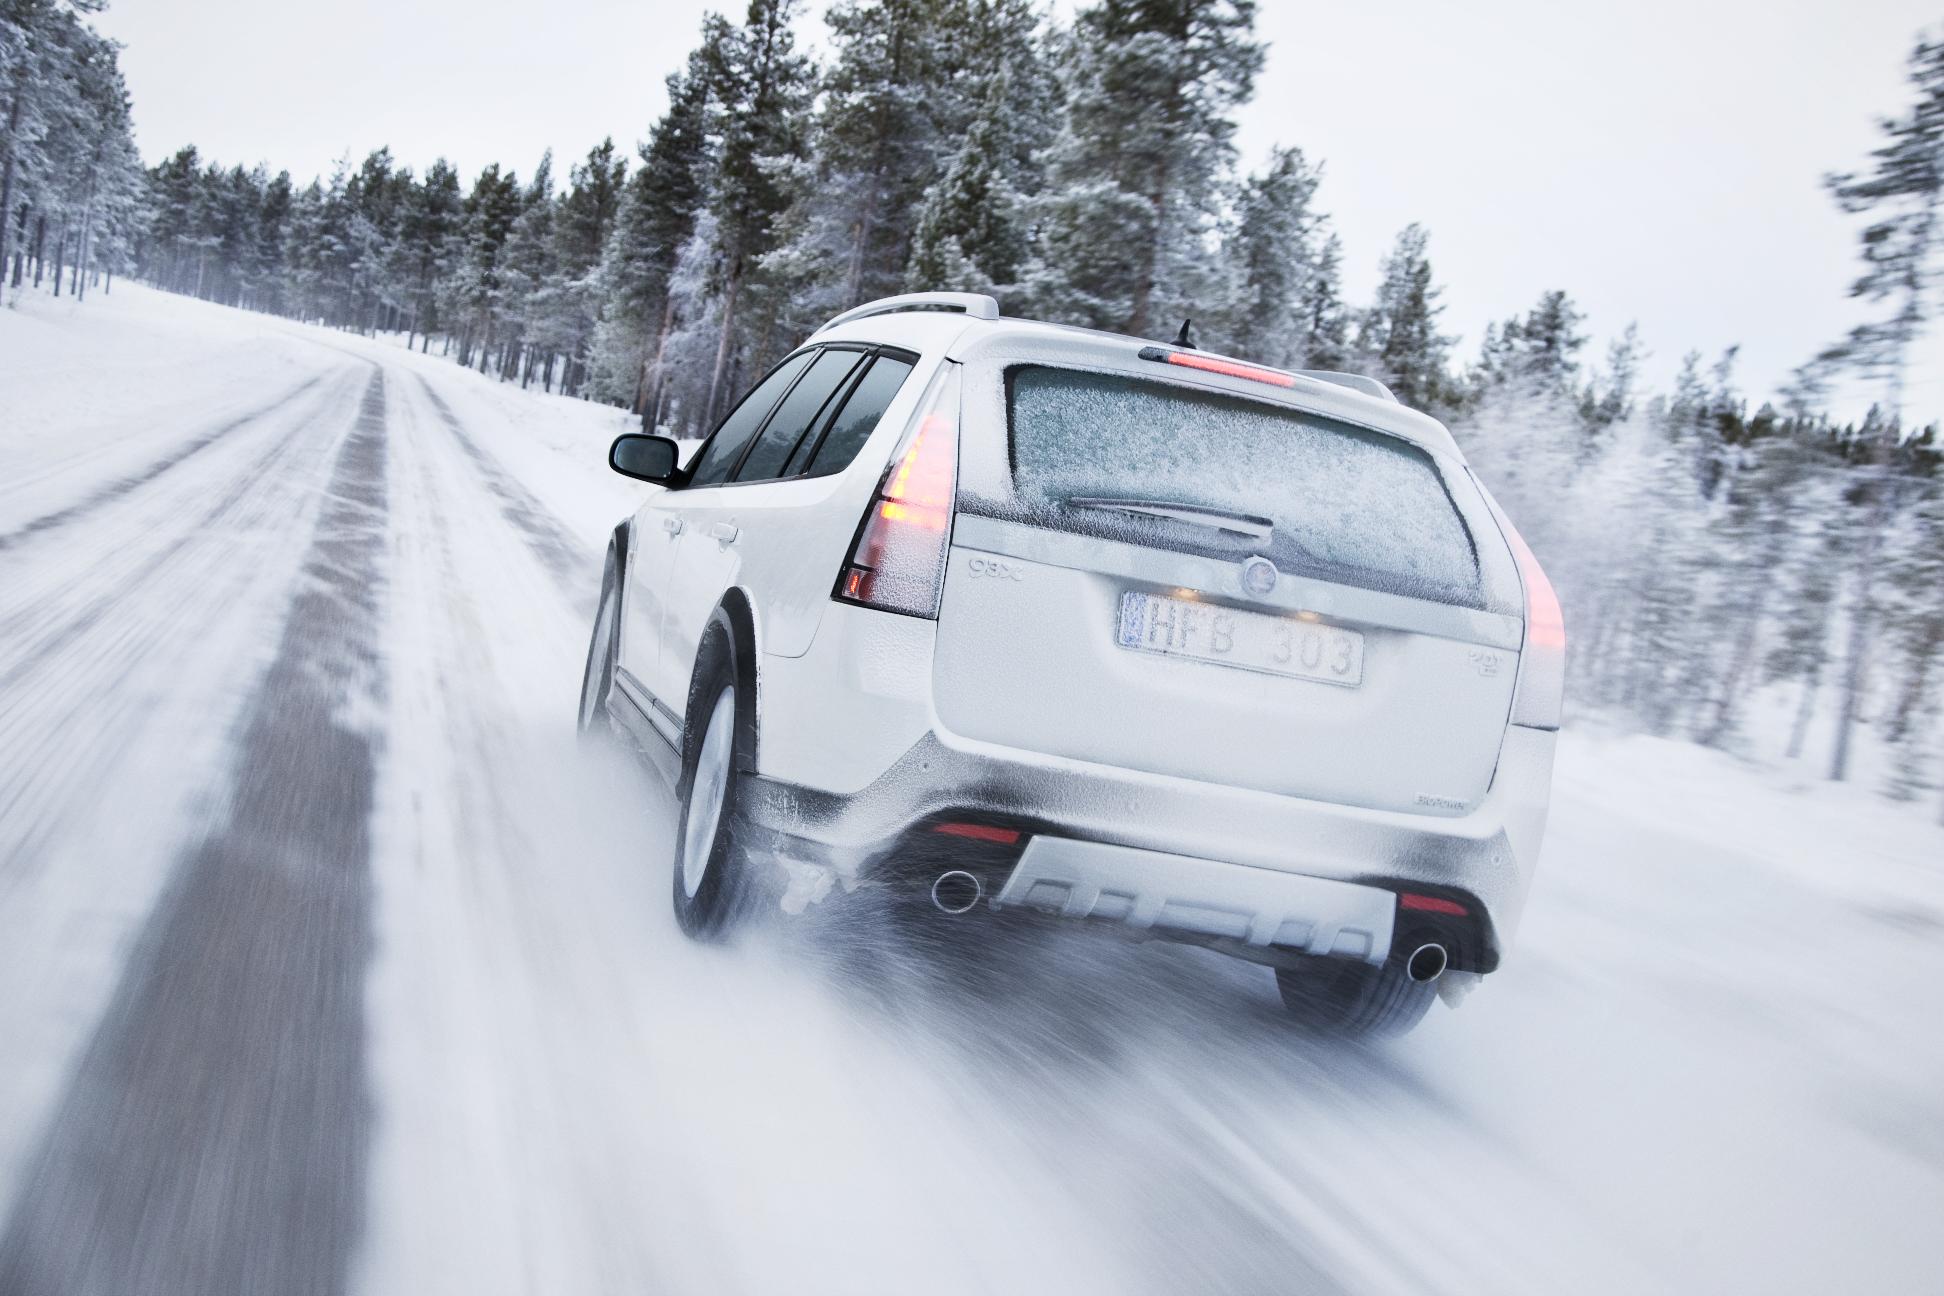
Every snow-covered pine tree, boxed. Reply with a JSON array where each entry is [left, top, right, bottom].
[[450, 162, 522, 368], [1217, 146, 1324, 368], [539, 138, 626, 395], [1582, 322, 1645, 432], [495, 153, 557, 381], [398, 159, 461, 350], [1019, 0, 1263, 336], [699, 0, 814, 422], [593, 51, 711, 421], [1296, 229, 1351, 371], [902, 70, 1027, 297], [1806, 33, 1942, 783], [1358, 223, 1452, 410], [765, 0, 956, 327]]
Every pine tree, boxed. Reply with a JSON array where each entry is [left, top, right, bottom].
[[1582, 323, 1645, 431], [397, 159, 460, 348], [450, 162, 521, 368], [1220, 145, 1324, 367], [1808, 34, 1943, 782], [700, 0, 814, 421], [495, 153, 555, 379], [903, 70, 1026, 296], [797, 0, 952, 311], [539, 138, 626, 394], [593, 51, 712, 420], [1296, 229, 1351, 370], [1020, 0, 1263, 335], [1359, 223, 1452, 409]]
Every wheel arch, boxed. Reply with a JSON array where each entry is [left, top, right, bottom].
[[696, 587, 761, 774], [608, 518, 632, 585]]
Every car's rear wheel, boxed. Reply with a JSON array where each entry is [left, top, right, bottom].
[[671, 622, 758, 941], [577, 545, 620, 740], [1274, 952, 1438, 1038]]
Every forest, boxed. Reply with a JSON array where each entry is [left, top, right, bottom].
[[3, 0, 1942, 809]]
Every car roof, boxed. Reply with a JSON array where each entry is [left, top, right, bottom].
[[811, 299, 1463, 459]]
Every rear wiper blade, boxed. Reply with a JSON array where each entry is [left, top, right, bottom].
[[1065, 497, 1274, 542]]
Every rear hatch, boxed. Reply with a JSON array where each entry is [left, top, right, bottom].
[[932, 362, 1524, 817]]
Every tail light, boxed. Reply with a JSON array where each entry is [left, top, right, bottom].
[[1500, 513, 1565, 730], [834, 363, 962, 618]]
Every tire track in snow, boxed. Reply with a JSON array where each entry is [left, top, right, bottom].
[[0, 372, 390, 1296], [0, 373, 352, 698], [410, 373, 595, 610], [0, 372, 328, 553]]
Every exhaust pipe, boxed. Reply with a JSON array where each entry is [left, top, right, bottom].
[[1405, 942, 1448, 983], [930, 870, 983, 915]]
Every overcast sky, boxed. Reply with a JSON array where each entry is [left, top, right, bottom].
[[98, 0, 1941, 414]]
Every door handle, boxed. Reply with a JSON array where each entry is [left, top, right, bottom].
[[707, 522, 740, 545], [662, 516, 684, 536]]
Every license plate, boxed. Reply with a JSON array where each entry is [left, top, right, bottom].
[[1115, 592, 1365, 687]]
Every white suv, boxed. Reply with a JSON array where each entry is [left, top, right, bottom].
[[580, 291, 1561, 1036]]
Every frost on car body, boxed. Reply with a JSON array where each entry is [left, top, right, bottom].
[[582, 291, 1562, 1038]]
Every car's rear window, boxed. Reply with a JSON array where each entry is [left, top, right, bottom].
[[1002, 366, 1481, 605]]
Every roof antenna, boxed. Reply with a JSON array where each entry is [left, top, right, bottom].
[[1172, 318, 1198, 350]]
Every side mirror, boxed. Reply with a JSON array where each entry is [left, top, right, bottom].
[[609, 433, 681, 484]]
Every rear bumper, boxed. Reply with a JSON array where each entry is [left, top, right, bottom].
[[739, 721, 1554, 968], [998, 836, 1400, 967]]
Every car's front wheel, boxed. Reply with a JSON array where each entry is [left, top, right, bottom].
[[671, 619, 759, 941], [1274, 951, 1439, 1038]]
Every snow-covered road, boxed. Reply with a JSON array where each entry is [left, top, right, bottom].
[[2, 285, 1941, 1295]]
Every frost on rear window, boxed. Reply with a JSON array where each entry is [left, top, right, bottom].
[[1000, 367, 1481, 605]]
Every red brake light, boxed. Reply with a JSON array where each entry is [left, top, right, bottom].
[[1400, 893, 1468, 916], [1502, 524, 1565, 651], [1137, 346, 1296, 388], [932, 822, 1021, 845], [835, 364, 961, 618], [1478, 489, 1565, 731]]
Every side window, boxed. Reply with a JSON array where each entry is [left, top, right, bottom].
[[733, 349, 866, 482], [801, 355, 917, 478], [686, 350, 814, 487]]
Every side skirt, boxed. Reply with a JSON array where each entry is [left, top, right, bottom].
[[608, 671, 682, 789]]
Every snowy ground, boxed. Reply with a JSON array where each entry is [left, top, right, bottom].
[[1, 283, 1941, 1295]]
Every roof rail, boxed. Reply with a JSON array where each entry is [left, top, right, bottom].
[[1296, 371, 1397, 402], [817, 291, 1000, 335]]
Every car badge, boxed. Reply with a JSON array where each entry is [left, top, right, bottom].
[[1240, 555, 1278, 597]]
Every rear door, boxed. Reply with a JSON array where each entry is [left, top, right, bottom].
[[661, 346, 921, 711], [932, 363, 1524, 818]]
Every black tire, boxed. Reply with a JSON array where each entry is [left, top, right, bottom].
[[577, 545, 620, 741], [670, 613, 760, 942], [1274, 952, 1438, 1038]]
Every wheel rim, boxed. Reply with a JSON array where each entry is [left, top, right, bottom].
[[681, 687, 736, 898]]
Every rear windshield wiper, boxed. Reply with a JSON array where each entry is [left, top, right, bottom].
[[1064, 497, 1274, 542]]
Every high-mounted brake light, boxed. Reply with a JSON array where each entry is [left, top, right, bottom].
[[835, 364, 962, 618], [1137, 345, 1296, 388], [932, 822, 1021, 845]]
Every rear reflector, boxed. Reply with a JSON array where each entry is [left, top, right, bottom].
[[835, 364, 962, 618], [1400, 893, 1468, 916], [931, 822, 1022, 845], [1137, 346, 1296, 388]]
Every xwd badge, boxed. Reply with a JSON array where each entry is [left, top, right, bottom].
[[966, 555, 1024, 581], [1240, 555, 1278, 597]]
